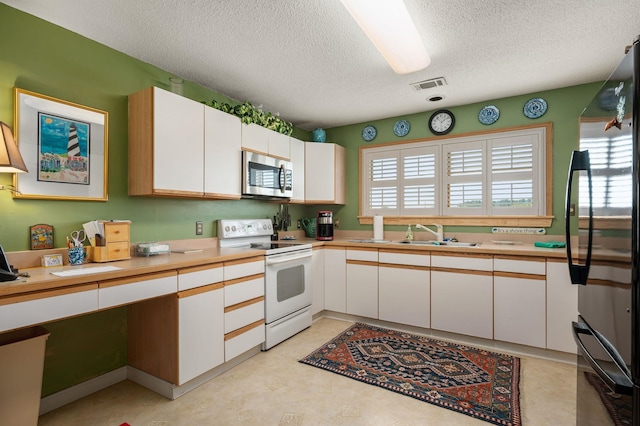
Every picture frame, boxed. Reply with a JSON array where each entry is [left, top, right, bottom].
[[13, 88, 109, 201], [30, 223, 54, 250]]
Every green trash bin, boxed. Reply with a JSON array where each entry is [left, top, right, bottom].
[[0, 326, 50, 426]]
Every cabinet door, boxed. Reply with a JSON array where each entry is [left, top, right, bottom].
[[178, 285, 224, 384], [241, 123, 269, 154], [379, 265, 430, 328], [289, 137, 305, 203], [268, 131, 290, 160], [431, 270, 493, 339], [346, 262, 378, 319], [494, 274, 546, 348], [305, 143, 346, 204], [324, 248, 346, 313], [204, 106, 242, 198], [546, 259, 578, 353], [153, 87, 204, 194], [311, 248, 325, 315]]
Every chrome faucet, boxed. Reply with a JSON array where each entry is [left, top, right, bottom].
[[416, 223, 444, 242]]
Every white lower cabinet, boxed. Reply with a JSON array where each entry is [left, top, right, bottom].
[[546, 259, 578, 353], [493, 256, 546, 348], [178, 283, 224, 384], [311, 248, 325, 315], [324, 247, 346, 313], [100, 271, 177, 309], [431, 254, 493, 339], [346, 249, 378, 318], [223, 260, 265, 362], [378, 250, 430, 328]]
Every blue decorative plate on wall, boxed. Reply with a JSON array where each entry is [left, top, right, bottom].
[[478, 105, 500, 125], [523, 98, 548, 119], [393, 119, 410, 137], [362, 125, 377, 142]]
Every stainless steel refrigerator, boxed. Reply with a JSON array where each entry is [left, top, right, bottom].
[[566, 35, 638, 425]]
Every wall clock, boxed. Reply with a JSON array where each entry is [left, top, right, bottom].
[[428, 110, 455, 135]]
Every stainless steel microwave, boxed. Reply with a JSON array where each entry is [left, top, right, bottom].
[[242, 151, 293, 198]]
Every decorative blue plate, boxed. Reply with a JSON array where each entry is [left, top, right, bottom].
[[393, 119, 410, 137], [523, 98, 548, 119], [362, 125, 377, 142], [478, 105, 500, 125]]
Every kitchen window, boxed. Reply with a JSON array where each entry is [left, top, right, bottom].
[[360, 124, 551, 226]]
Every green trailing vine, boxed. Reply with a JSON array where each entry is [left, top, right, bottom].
[[203, 99, 293, 136]]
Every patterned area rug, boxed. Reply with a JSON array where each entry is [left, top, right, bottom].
[[299, 323, 521, 426]]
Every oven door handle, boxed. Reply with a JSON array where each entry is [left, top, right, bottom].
[[265, 251, 312, 265]]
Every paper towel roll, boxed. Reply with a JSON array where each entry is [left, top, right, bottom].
[[373, 215, 384, 240]]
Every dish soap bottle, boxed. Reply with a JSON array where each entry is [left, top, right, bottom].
[[405, 225, 413, 242]]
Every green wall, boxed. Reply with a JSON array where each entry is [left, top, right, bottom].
[[325, 83, 601, 235], [0, 3, 603, 398]]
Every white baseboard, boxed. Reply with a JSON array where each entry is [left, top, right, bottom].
[[39, 367, 127, 415]]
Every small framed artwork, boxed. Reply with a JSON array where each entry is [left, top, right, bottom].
[[30, 224, 54, 250], [41, 254, 63, 267], [13, 88, 109, 201]]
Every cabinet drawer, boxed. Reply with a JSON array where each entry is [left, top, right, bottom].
[[224, 298, 264, 333], [431, 254, 492, 271], [0, 284, 98, 333], [178, 264, 224, 291], [346, 248, 378, 262], [224, 276, 264, 307], [379, 250, 430, 267], [494, 257, 545, 275], [99, 272, 177, 309], [104, 222, 130, 242], [225, 321, 265, 361], [224, 258, 264, 280]]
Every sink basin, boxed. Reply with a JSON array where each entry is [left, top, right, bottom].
[[395, 240, 479, 247]]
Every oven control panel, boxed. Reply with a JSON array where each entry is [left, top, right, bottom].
[[217, 219, 273, 239]]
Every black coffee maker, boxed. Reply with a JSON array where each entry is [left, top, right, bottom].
[[316, 211, 333, 241]]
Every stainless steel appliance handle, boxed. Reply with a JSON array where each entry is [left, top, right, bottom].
[[565, 150, 593, 285], [572, 320, 633, 395], [278, 164, 285, 193], [265, 250, 312, 265]]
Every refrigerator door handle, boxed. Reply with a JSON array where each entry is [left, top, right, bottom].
[[572, 320, 633, 395], [565, 150, 593, 285]]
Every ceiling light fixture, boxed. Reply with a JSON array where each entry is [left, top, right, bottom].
[[340, 0, 431, 74]]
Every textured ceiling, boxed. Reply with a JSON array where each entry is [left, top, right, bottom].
[[4, 0, 640, 131]]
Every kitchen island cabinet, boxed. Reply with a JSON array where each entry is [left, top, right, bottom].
[[378, 249, 430, 328], [493, 256, 546, 348], [431, 253, 493, 339], [346, 248, 378, 318]]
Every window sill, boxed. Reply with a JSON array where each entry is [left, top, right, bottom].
[[358, 215, 554, 227]]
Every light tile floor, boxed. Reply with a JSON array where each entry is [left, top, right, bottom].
[[38, 317, 576, 425]]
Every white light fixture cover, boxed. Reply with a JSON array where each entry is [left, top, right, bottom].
[[0, 121, 28, 173], [340, 0, 431, 74]]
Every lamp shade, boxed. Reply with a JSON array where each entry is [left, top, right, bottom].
[[0, 121, 28, 173]]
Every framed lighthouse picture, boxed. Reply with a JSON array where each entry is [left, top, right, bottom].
[[13, 88, 108, 201]]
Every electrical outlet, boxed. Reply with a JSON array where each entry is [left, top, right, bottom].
[[334, 219, 340, 228], [297, 220, 301, 229], [195, 221, 203, 235]]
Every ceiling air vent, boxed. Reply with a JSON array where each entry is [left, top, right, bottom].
[[411, 77, 447, 91]]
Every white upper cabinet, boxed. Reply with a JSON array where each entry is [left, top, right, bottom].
[[289, 137, 306, 203], [241, 123, 290, 160], [305, 142, 346, 204], [204, 107, 242, 198], [129, 86, 243, 199], [129, 86, 205, 197]]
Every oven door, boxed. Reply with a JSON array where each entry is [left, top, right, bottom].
[[242, 151, 292, 198], [264, 249, 312, 324]]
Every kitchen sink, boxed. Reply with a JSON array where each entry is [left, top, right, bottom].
[[395, 240, 480, 247]]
